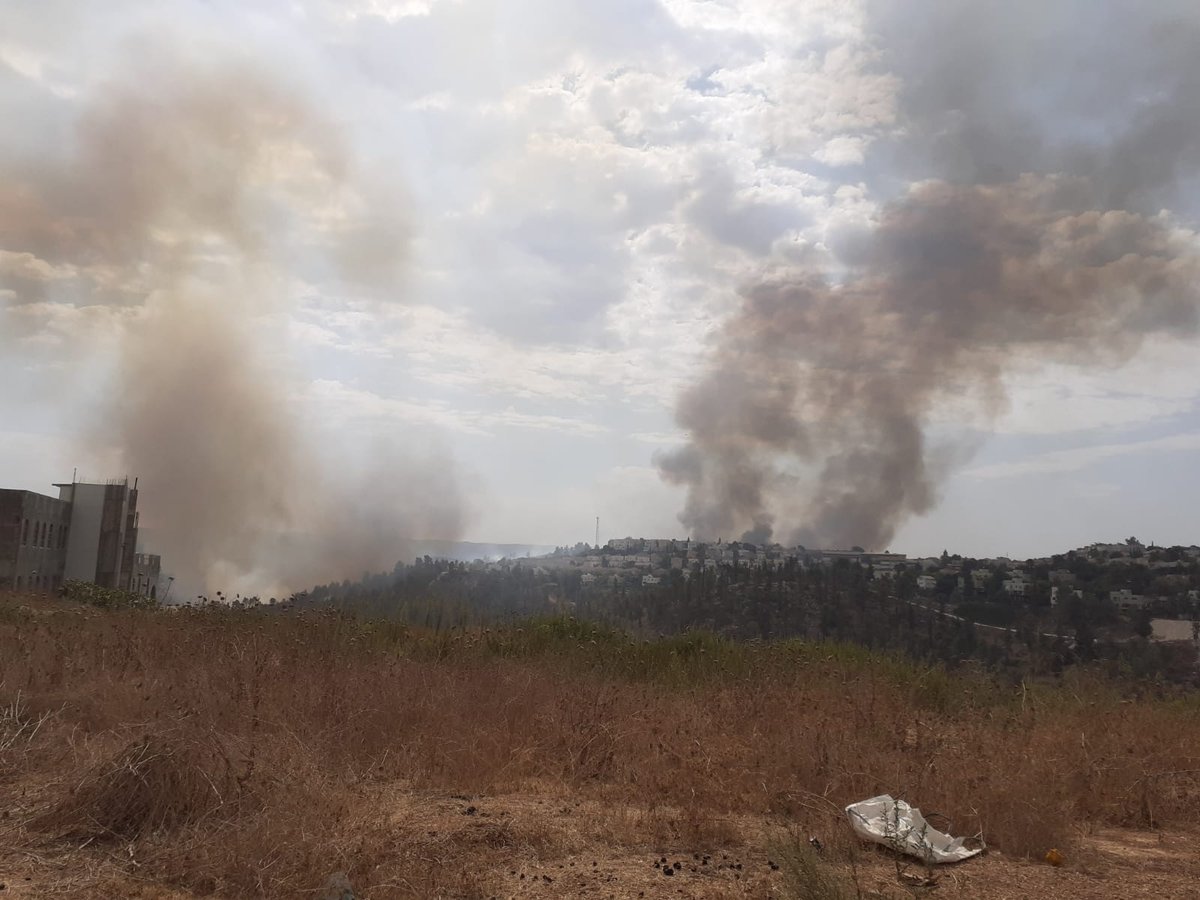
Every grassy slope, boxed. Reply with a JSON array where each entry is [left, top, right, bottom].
[[2, 591, 1200, 898]]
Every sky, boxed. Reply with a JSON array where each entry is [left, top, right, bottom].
[[1, 0, 1199, 584]]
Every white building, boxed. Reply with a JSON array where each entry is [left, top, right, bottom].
[[1002, 578, 1027, 597], [1110, 589, 1149, 611], [916, 574, 936, 590], [641, 574, 661, 586]]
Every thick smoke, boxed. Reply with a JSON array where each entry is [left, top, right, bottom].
[[0, 39, 464, 595], [660, 0, 1200, 550]]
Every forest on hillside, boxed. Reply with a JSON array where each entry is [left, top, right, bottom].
[[301, 551, 1200, 685]]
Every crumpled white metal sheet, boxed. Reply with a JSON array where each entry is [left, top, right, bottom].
[[845, 794, 984, 864]]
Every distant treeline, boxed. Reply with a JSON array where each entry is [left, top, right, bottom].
[[300, 555, 1199, 684]]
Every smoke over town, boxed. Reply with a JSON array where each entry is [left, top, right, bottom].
[[0, 34, 464, 595], [659, 0, 1200, 550]]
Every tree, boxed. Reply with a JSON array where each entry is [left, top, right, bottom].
[[1132, 607, 1153, 639]]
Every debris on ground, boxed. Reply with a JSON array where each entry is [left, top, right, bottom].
[[845, 794, 984, 864]]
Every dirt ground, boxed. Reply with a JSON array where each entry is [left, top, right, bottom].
[[2, 787, 1197, 899]]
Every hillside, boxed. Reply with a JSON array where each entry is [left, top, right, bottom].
[[3, 591, 1200, 898], [303, 551, 1200, 686]]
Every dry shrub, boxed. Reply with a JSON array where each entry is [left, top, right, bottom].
[[152, 793, 354, 897], [4, 593, 1200, 897], [773, 835, 856, 900], [33, 729, 246, 839], [591, 803, 745, 850], [0, 692, 55, 779]]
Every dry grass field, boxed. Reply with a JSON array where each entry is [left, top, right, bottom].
[[3, 591, 1200, 898]]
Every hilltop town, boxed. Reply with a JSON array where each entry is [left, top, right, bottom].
[[507, 534, 1200, 621]]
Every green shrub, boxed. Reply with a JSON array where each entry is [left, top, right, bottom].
[[62, 580, 158, 611]]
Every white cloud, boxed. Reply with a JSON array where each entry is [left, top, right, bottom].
[[307, 379, 608, 437], [966, 432, 1200, 480], [628, 430, 688, 445], [340, 0, 448, 23], [926, 338, 1200, 438]]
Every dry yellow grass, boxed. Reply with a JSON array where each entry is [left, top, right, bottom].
[[3, 591, 1200, 898]]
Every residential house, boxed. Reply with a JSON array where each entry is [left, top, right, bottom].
[[1002, 577, 1027, 597], [1110, 589, 1150, 611]]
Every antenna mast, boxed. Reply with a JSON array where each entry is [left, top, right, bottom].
[[595, 516, 600, 549]]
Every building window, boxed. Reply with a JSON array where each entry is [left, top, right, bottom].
[[15, 576, 21, 589], [21, 518, 29, 545]]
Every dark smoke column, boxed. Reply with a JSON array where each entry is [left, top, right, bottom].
[[659, 0, 1200, 550]]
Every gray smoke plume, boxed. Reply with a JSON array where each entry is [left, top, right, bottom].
[[660, 0, 1200, 550], [0, 37, 464, 595]]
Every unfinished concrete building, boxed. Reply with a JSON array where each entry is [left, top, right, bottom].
[[0, 489, 73, 591], [55, 479, 140, 590], [0, 477, 146, 593], [131, 552, 162, 599]]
